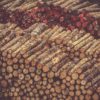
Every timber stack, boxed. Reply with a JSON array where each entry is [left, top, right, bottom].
[[0, 0, 100, 100]]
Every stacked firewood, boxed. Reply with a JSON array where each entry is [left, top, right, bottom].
[[0, 0, 100, 38], [0, 23, 99, 99], [0, 0, 37, 10], [52, 0, 100, 10], [43, 0, 100, 18], [0, 0, 100, 14], [0, 0, 100, 100]]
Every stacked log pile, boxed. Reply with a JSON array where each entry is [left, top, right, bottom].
[[0, 24, 99, 99], [0, 0, 100, 38], [0, 0, 100, 14], [0, 0, 99, 100], [43, 0, 100, 18]]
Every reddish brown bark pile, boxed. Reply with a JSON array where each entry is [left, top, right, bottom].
[[0, 2, 100, 38]]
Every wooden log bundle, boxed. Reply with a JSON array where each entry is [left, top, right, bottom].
[[43, 27, 100, 58], [0, 23, 99, 100], [0, 0, 100, 16], [47, 0, 100, 12], [0, 0, 99, 100], [45, 0, 100, 19], [0, 0, 100, 39]]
